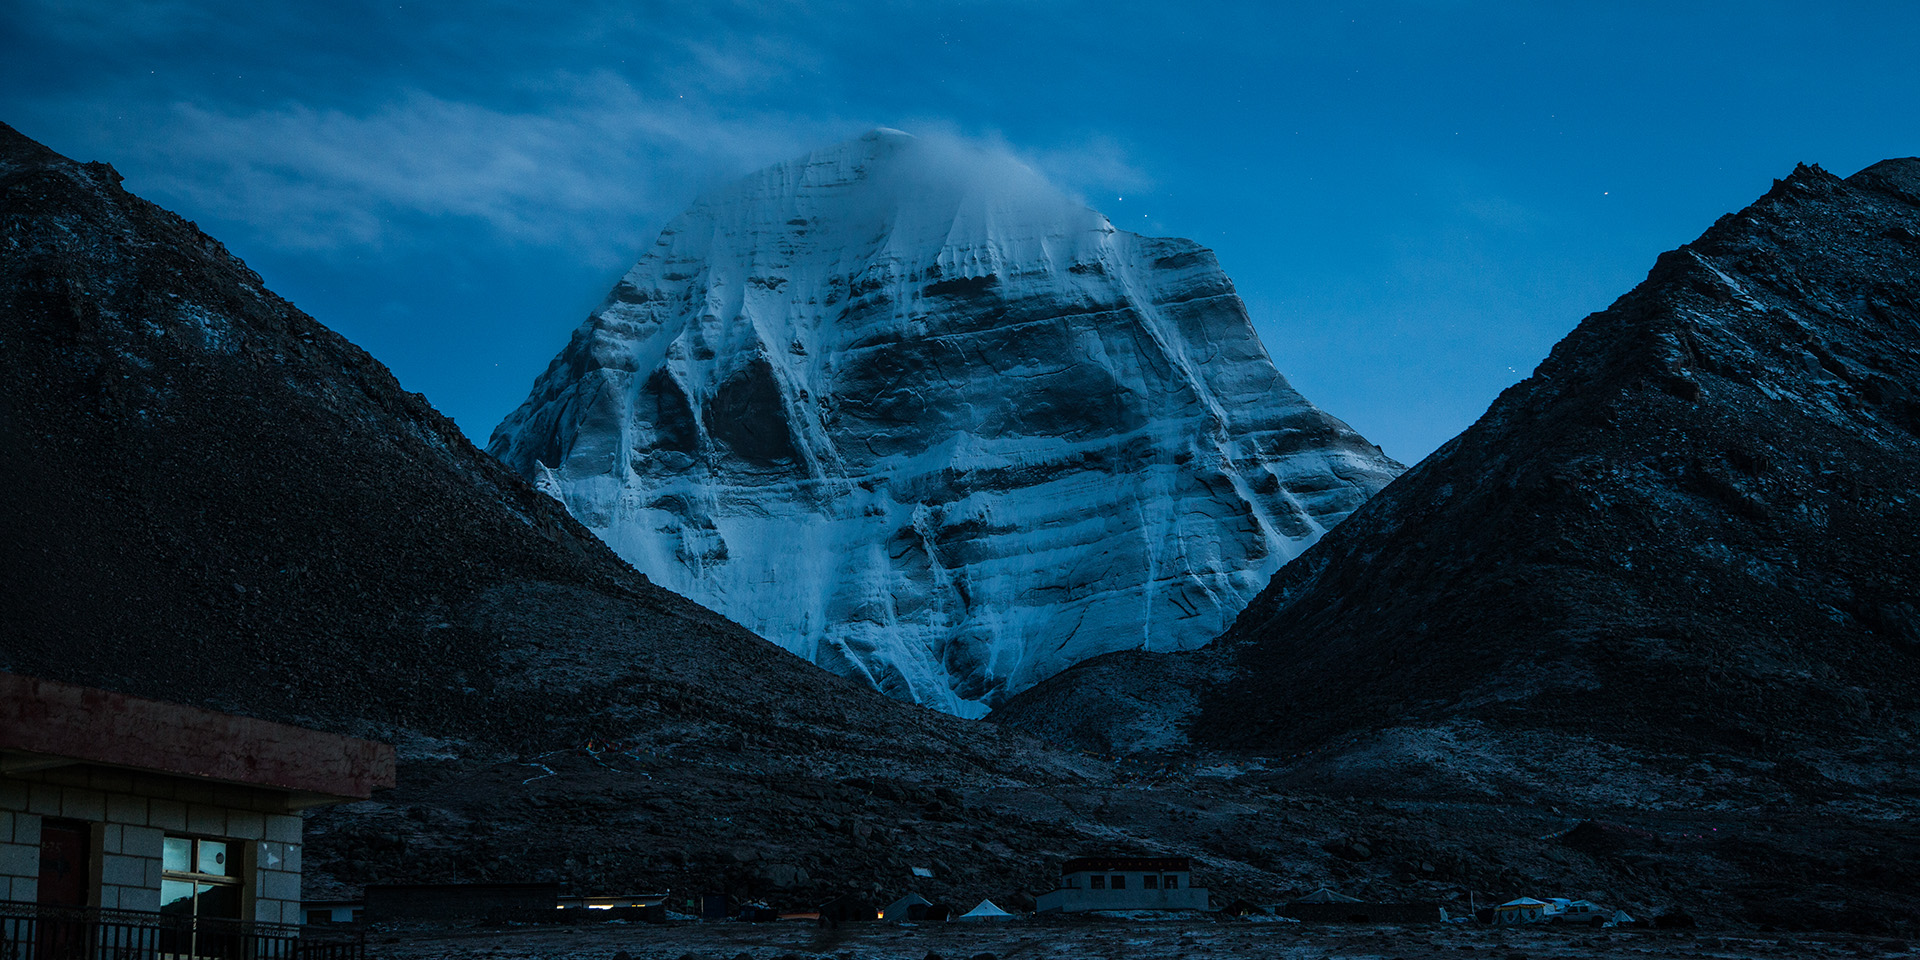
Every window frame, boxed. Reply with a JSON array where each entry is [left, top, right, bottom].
[[160, 835, 245, 917]]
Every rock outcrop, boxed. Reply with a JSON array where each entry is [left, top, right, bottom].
[[1002, 159, 1920, 796], [1201, 160, 1920, 761], [994, 160, 1920, 933]]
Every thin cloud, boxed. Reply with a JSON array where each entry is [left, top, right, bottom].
[[896, 120, 1156, 210], [111, 81, 1145, 270], [124, 76, 838, 265], [1023, 134, 1156, 199]]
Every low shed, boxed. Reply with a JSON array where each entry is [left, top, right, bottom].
[[1282, 892, 1443, 923], [362, 882, 560, 921], [1035, 856, 1208, 913], [1, 673, 393, 957]]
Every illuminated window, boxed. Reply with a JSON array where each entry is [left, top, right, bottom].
[[161, 836, 242, 957]]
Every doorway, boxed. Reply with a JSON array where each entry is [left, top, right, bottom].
[[36, 818, 92, 958]]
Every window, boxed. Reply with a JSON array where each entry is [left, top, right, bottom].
[[161, 836, 242, 957], [1089, 875, 1105, 890], [1110, 875, 1126, 890], [1143, 875, 1158, 889], [1164, 875, 1179, 889]]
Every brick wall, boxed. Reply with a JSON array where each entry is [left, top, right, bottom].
[[0, 767, 305, 924], [0, 801, 41, 903]]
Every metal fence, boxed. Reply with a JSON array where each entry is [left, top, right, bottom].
[[0, 901, 362, 960]]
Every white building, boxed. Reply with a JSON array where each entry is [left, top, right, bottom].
[[1035, 856, 1209, 914], [1, 674, 394, 955]]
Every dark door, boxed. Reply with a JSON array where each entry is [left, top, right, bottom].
[[36, 819, 91, 906], [37, 819, 91, 959]]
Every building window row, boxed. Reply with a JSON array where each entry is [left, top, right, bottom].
[[1081, 874, 1181, 890]]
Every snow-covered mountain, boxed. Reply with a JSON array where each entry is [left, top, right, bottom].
[[490, 129, 1402, 716]]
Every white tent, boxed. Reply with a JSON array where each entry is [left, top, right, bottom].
[[882, 893, 932, 921], [1294, 888, 1363, 903], [957, 899, 1014, 920]]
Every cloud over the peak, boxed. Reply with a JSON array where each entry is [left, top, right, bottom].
[[120, 78, 839, 265]]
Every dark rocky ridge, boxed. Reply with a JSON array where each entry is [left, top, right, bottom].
[[1208, 159, 1920, 757], [999, 159, 1920, 933], [0, 118, 836, 746]]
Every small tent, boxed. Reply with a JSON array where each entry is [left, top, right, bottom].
[[957, 899, 1014, 920], [882, 893, 932, 922], [1293, 888, 1363, 903]]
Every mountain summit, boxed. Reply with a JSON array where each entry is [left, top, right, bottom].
[[491, 130, 1401, 715]]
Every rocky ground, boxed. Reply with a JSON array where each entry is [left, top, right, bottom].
[[310, 736, 1920, 937], [365, 915, 1916, 960]]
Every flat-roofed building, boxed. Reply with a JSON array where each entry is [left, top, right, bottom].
[[1, 673, 394, 956], [1035, 856, 1209, 913]]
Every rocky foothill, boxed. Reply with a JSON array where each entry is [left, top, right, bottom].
[[999, 159, 1920, 934]]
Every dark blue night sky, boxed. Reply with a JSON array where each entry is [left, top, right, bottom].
[[5, 1, 1915, 463]]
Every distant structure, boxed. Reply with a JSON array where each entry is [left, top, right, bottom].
[[1281, 887, 1443, 923], [0, 673, 394, 956], [1035, 856, 1209, 913], [362, 883, 559, 922], [881, 892, 932, 921]]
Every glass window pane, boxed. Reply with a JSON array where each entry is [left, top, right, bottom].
[[163, 836, 192, 872], [1111, 875, 1126, 889], [160, 878, 196, 915], [197, 881, 241, 919], [197, 839, 228, 876]]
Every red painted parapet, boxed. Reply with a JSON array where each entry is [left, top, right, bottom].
[[0, 673, 396, 800]]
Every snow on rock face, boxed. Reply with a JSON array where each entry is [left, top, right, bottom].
[[490, 129, 1402, 716]]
